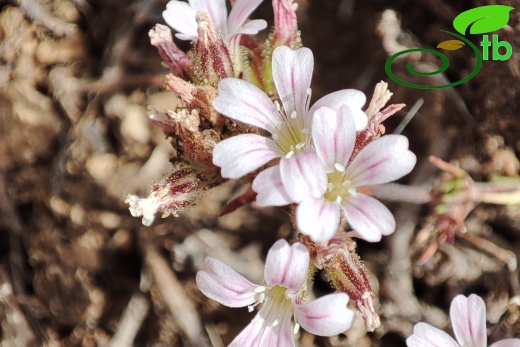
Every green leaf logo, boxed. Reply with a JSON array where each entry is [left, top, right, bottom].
[[453, 5, 514, 35], [437, 39, 465, 50]]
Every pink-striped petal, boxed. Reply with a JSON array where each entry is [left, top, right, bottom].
[[341, 193, 396, 242], [163, 1, 198, 40], [190, 0, 227, 32], [252, 166, 294, 207], [212, 134, 279, 179], [297, 198, 340, 242], [309, 89, 367, 130], [280, 149, 327, 203], [229, 305, 295, 347], [451, 294, 487, 347], [345, 135, 416, 188], [264, 240, 309, 292], [196, 257, 259, 308], [406, 322, 460, 347], [213, 78, 282, 134], [227, 0, 266, 35], [294, 293, 354, 336], [490, 339, 520, 347], [272, 46, 313, 127], [312, 105, 356, 168]]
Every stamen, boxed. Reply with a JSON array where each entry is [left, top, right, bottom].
[[336, 196, 343, 204], [272, 133, 279, 141], [292, 3, 298, 11], [274, 100, 281, 111], [348, 188, 357, 196], [334, 163, 346, 172], [342, 180, 351, 187], [290, 110, 297, 119], [293, 323, 300, 335], [327, 183, 334, 192], [254, 286, 266, 293], [285, 151, 294, 159], [272, 319, 279, 327], [295, 142, 305, 149], [247, 305, 254, 312]]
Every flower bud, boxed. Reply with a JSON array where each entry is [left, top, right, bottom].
[[126, 166, 201, 226], [272, 0, 300, 48], [301, 234, 381, 332], [193, 12, 234, 85], [149, 24, 192, 76]]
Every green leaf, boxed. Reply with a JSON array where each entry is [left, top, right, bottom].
[[453, 5, 514, 35], [437, 39, 465, 50]]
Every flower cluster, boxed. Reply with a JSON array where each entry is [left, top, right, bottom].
[[124, 0, 519, 346]]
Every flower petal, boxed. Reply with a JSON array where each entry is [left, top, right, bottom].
[[345, 134, 416, 187], [280, 149, 327, 202], [196, 257, 259, 308], [341, 193, 396, 242], [231, 19, 268, 36], [451, 294, 487, 347], [312, 105, 356, 168], [190, 0, 227, 33], [406, 322, 460, 347], [253, 166, 294, 207], [213, 78, 282, 134], [294, 293, 355, 336], [272, 46, 313, 128], [309, 89, 367, 130], [490, 339, 520, 347], [227, 0, 266, 35], [297, 198, 340, 243], [264, 240, 309, 292], [212, 134, 279, 179], [229, 304, 295, 347], [163, 1, 198, 41]]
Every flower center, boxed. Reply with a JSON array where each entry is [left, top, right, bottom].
[[271, 89, 312, 158], [323, 164, 358, 204], [248, 285, 294, 328]]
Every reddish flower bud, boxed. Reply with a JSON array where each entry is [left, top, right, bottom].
[[126, 166, 201, 226], [272, 0, 300, 48], [149, 24, 192, 77], [193, 12, 234, 85], [301, 234, 381, 332]]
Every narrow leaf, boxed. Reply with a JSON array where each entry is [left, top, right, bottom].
[[437, 39, 465, 50], [453, 5, 514, 35]]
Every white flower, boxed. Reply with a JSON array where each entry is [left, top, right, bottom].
[[162, 0, 267, 42], [407, 294, 520, 347], [212, 46, 368, 206], [288, 105, 416, 242], [196, 239, 355, 346]]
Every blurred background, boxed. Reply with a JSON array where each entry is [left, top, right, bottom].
[[0, 0, 519, 346]]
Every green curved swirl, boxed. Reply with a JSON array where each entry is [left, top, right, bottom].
[[385, 30, 483, 89]]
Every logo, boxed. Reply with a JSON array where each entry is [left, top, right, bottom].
[[385, 5, 515, 89]]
